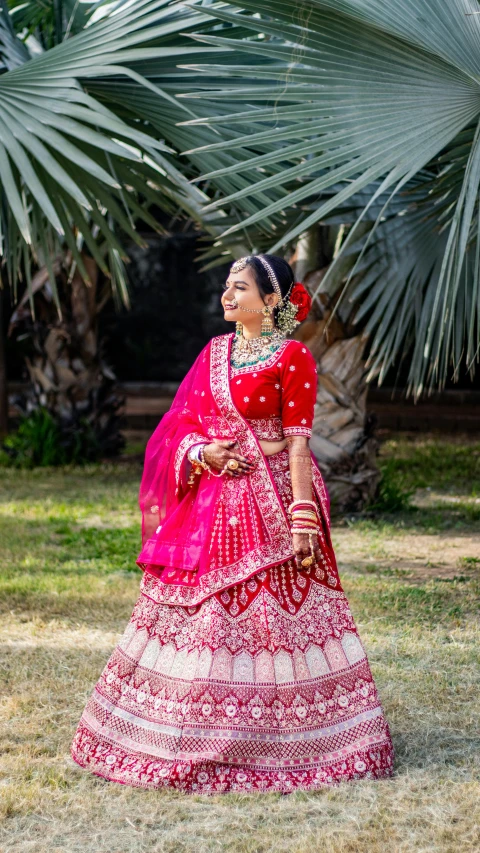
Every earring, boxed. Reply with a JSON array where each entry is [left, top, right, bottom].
[[235, 321, 243, 337], [261, 305, 274, 336]]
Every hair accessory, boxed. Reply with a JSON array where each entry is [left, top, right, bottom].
[[277, 282, 312, 336], [230, 257, 250, 273], [229, 257, 312, 336], [255, 255, 284, 304], [231, 255, 283, 304]]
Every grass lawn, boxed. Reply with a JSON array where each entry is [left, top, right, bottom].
[[0, 433, 479, 852]]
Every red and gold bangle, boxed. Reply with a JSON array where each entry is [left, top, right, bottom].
[[290, 527, 318, 536], [289, 499, 317, 512]]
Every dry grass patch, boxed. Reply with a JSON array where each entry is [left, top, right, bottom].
[[1, 439, 479, 852]]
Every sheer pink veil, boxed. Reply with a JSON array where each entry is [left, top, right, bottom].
[[136, 332, 332, 590], [139, 343, 209, 544]]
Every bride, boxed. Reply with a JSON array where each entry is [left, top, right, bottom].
[[71, 253, 394, 793]]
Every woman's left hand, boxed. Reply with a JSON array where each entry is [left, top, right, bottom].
[[293, 532, 322, 570]]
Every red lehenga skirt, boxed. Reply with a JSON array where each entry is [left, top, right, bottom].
[[71, 449, 394, 793]]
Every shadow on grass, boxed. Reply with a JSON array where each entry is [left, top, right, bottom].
[[392, 730, 480, 771]]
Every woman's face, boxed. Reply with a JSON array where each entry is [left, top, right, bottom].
[[221, 264, 278, 322]]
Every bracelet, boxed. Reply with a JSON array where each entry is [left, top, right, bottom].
[[291, 512, 318, 522], [199, 444, 208, 468], [201, 444, 223, 477], [291, 511, 318, 521], [187, 443, 207, 465], [201, 444, 232, 478], [288, 499, 317, 513], [291, 526, 320, 534]]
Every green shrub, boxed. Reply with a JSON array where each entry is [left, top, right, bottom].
[[368, 459, 415, 512], [1, 408, 101, 468]]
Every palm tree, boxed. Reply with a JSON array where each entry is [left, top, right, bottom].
[[287, 224, 380, 512], [0, 0, 256, 447], [176, 0, 480, 397], [3, 0, 479, 502]]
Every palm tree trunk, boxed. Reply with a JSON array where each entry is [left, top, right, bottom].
[[293, 259, 381, 514]]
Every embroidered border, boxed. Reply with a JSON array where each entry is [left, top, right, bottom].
[[173, 432, 208, 487], [211, 334, 293, 551], [246, 417, 284, 441], [283, 426, 312, 437], [138, 336, 331, 607]]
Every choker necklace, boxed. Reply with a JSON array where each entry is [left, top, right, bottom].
[[231, 328, 286, 369]]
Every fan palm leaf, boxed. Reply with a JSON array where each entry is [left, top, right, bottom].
[[176, 0, 480, 391], [0, 0, 259, 304]]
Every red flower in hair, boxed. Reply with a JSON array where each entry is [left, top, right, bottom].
[[289, 282, 312, 322]]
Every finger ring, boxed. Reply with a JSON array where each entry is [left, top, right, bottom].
[[301, 556, 314, 568], [227, 459, 239, 470]]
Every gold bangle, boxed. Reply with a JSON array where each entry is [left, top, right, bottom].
[[291, 513, 318, 521]]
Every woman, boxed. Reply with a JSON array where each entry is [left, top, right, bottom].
[[71, 253, 394, 793]]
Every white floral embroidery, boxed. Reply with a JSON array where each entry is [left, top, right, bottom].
[[201, 391, 205, 396], [236, 379, 242, 384], [304, 382, 310, 388], [260, 396, 266, 402], [275, 384, 280, 389], [244, 396, 250, 403], [246, 418, 283, 440], [302, 348, 306, 353], [288, 401, 295, 407], [253, 373, 257, 377], [289, 365, 296, 371], [301, 419, 307, 425], [283, 426, 312, 437], [278, 362, 282, 367]]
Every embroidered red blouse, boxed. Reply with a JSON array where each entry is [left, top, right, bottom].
[[229, 339, 317, 441]]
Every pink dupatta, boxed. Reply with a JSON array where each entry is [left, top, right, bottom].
[[136, 334, 330, 606]]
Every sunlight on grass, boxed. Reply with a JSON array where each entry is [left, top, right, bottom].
[[1, 438, 479, 852]]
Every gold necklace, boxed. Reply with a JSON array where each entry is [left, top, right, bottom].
[[231, 329, 285, 369]]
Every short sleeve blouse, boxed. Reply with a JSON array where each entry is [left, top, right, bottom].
[[229, 339, 317, 438]]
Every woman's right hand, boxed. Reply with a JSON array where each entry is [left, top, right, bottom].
[[203, 440, 254, 476]]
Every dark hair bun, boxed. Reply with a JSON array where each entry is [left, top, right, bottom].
[[248, 254, 294, 301]]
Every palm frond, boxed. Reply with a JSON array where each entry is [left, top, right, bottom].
[[175, 0, 480, 390], [0, 0, 249, 303]]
